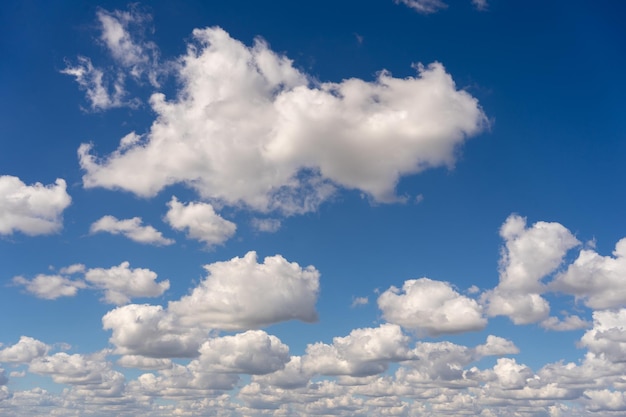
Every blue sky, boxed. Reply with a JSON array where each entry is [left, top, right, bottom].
[[1, 0, 626, 415]]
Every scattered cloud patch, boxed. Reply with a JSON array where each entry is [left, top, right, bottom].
[[378, 277, 486, 335], [0, 176, 71, 236], [251, 218, 281, 233], [472, 0, 488, 11], [351, 296, 369, 307], [13, 274, 86, 300], [0, 337, 49, 364], [90, 215, 174, 246], [165, 197, 236, 247]]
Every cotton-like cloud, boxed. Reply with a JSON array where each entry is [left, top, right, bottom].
[[168, 251, 319, 330], [14, 263, 169, 305], [13, 274, 86, 300], [484, 214, 579, 324], [29, 351, 114, 386], [194, 331, 290, 375], [78, 27, 486, 214], [103, 304, 205, 358], [378, 277, 486, 335], [164, 197, 236, 247], [580, 309, 626, 362], [103, 252, 319, 358], [0, 176, 71, 236], [85, 262, 170, 305], [90, 215, 174, 246], [0, 336, 49, 364], [302, 324, 415, 377], [395, 0, 448, 14], [552, 238, 626, 309]]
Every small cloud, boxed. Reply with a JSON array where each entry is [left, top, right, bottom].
[[471, 0, 488, 11], [90, 215, 174, 246], [414, 194, 424, 204], [251, 218, 281, 233], [395, 0, 448, 14], [351, 296, 369, 308]]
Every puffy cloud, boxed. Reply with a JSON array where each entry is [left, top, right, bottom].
[[164, 197, 236, 247], [497, 214, 579, 293], [395, 0, 448, 14], [474, 335, 519, 357], [13, 274, 86, 300], [579, 309, 626, 362], [0, 369, 6, 386], [378, 278, 486, 335], [61, 56, 131, 111], [0, 336, 49, 364], [584, 389, 626, 412], [484, 214, 579, 324], [552, 238, 626, 309], [90, 215, 174, 246], [0, 176, 71, 236], [168, 251, 319, 330], [194, 330, 290, 375], [483, 291, 550, 325], [29, 351, 114, 386], [102, 304, 205, 358], [78, 26, 486, 214], [13, 262, 169, 305], [301, 324, 415, 377], [103, 252, 319, 358], [85, 262, 170, 305]]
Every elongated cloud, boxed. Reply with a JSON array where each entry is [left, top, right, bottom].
[[0, 176, 71, 236], [78, 27, 486, 214], [90, 215, 174, 246]]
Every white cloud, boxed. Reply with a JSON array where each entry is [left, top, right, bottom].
[[116, 355, 172, 370], [584, 389, 626, 412], [484, 214, 579, 324], [378, 277, 486, 335], [164, 197, 236, 247], [13, 274, 86, 300], [103, 304, 205, 358], [395, 0, 448, 14], [580, 309, 626, 362], [61, 56, 131, 111], [0, 336, 49, 364], [251, 218, 281, 233], [78, 27, 486, 214], [90, 215, 174, 246], [96, 7, 158, 82], [552, 238, 626, 309], [0, 176, 71, 236], [194, 330, 290, 375], [102, 252, 319, 358], [472, 0, 488, 11], [168, 251, 319, 330], [540, 315, 591, 331], [85, 262, 170, 305], [14, 263, 169, 305], [351, 296, 369, 307], [474, 335, 519, 357], [28, 351, 115, 386], [301, 324, 415, 377]]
